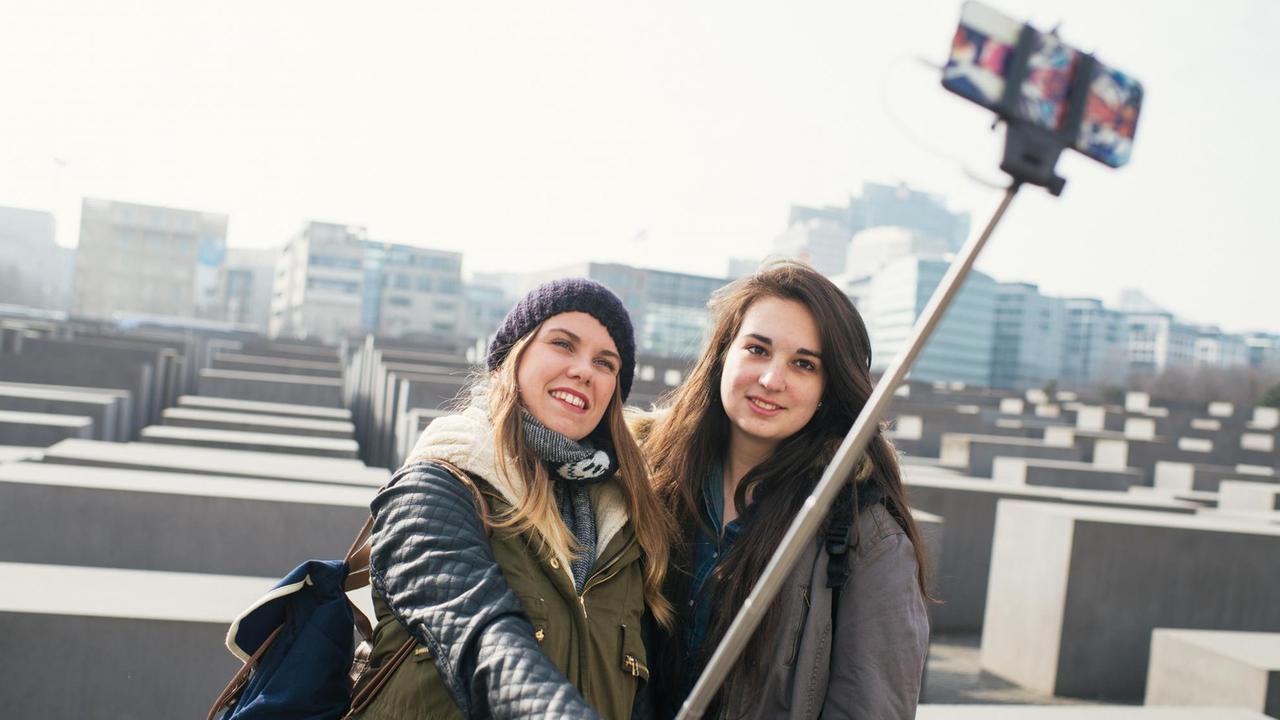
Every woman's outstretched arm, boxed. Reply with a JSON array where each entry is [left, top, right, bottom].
[[369, 461, 600, 720]]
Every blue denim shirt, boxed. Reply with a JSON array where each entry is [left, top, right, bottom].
[[677, 460, 745, 706]]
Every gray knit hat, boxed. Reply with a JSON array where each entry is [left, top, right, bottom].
[[487, 278, 636, 400]]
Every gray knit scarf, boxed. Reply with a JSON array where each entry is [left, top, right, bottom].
[[520, 410, 617, 591]]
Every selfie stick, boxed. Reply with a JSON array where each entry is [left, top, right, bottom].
[[675, 181, 1019, 719]]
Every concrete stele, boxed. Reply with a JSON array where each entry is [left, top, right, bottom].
[[980, 500, 1280, 700], [1145, 629, 1280, 717]]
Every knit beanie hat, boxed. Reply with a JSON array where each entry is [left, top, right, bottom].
[[487, 278, 636, 400]]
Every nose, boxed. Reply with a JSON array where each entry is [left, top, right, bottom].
[[566, 354, 592, 384], [758, 361, 786, 392]]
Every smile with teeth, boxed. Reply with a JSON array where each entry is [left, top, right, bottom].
[[550, 390, 587, 410], [749, 397, 782, 411]]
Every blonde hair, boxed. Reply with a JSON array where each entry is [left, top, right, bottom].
[[485, 327, 675, 628]]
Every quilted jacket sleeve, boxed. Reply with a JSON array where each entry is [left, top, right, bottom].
[[369, 461, 600, 720]]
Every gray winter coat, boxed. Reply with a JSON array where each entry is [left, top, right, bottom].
[[718, 502, 929, 720]]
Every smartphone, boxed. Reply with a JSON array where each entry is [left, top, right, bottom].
[[941, 1, 1019, 109], [942, 1, 1142, 168]]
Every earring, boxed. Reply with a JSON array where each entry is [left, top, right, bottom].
[[817, 401, 824, 409]]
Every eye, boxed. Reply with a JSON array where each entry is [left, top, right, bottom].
[[745, 343, 768, 357], [551, 337, 573, 351], [594, 358, 618, 374], [794, 358, 818, 372]]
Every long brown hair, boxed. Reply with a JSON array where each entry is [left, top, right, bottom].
[[486, 325, 675, 629], [644, 261, 930, 683]]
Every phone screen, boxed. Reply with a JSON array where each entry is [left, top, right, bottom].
[[1075, 66, 1142, 168], [942, 1, 1019, 110], [1019, 33, 1079, 131], [942, 1, 1142, 168]]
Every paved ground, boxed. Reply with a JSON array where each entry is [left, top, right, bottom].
[[922, 633, 1117, 706]]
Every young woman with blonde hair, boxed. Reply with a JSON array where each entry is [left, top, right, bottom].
[[350, 278, 671, 719]]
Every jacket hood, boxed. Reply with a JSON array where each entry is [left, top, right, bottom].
[[406, 401, 632, 574]]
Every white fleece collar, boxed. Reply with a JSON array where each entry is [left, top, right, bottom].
[[406, 404, 631, 571]]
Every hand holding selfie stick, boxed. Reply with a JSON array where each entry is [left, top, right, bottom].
[[677, 3, 1141, 716]]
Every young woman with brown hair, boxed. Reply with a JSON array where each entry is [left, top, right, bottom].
[[640, 260, 930, 719]]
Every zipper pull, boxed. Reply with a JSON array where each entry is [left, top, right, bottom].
[[624, 654, 640, 677]]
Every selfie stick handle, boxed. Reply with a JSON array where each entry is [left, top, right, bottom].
[[676, 182, 1021, 720]]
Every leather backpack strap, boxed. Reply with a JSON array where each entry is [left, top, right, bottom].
[[344, 516, 375, 592], [344, 637, 417, 717], [206, 625, 284, 720]]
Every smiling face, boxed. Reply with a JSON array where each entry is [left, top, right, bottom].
[[719, 296, 825, 457], [515, 311, 621, 441]]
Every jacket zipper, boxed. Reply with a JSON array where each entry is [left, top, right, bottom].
[[576, 536, 639, 619]]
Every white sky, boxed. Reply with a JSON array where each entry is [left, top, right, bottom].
[[2, 0, 1276, 332]]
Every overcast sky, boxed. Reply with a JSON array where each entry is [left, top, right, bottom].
[[2, 0, 1276, 332]]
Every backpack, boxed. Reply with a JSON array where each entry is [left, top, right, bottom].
[[824, 479, 887, 621], [207, 459, 482, 720]]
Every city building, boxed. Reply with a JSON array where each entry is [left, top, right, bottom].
[[0, 206, 74, 311], [269, 222, 464, 343], [223, 247, 276, 332], [990, 282, 1066, 390], [1125, 311, 1199, 375], [1192, 328, 1249, 370], [73, 198, 228, 320], [1245, 333, 1280, 369], [841, 256, 997, 386], [845, 226, 955, 279], [772, 210, 851, 276], [774, 182, 970, 276], [517, 263, 730, 359], [1061, 298, 1128, 388]]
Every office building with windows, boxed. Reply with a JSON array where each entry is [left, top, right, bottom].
[[516, 263, 730, 359], [74, 198, 227, 320], [990, 282, 1067, 390], [269, 222, 463, 343], [841, 256, 996, 386], [0, 205, 73, 311], [1061, 298, 1128, 388], [774, 182, 970, 277]]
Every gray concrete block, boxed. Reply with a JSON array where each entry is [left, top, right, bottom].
[[980, 501, 1280, 701], [0, 562, 272, 720], [161, 407, 354, 439], [0, 445, 43, 464], [1219, 480, 1280, 512], [1155, 460, 1278, 493], [0, 380, 132, 440], [197, 368, 343, 408], [0, 409, 93, 446], [940, 433, 1081, 478], [1145, 629, 1280, 718], [0, 383, 121, 441], [903, 467, 1198, 633], [993, 457, 1145, 492], [0, 462, 371, 575], [177, 394, 351, 421], [38, 439, 387, 486], [212, 351, 342, 378], [139, 425, 359, 459]]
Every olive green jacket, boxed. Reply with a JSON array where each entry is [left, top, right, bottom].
[[351, 405, 650, 720]]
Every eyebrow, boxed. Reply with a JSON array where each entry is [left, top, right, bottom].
[[746, 332, 822, 359], [547, 327, 622, 360]]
